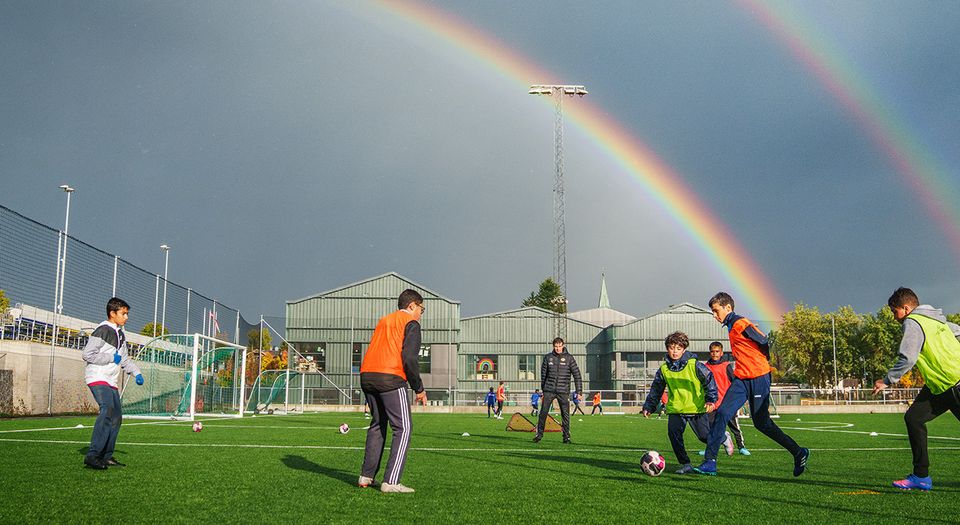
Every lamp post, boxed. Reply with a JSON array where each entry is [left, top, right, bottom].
[[160, 244, 170, 337], [47, 184, 75, 415], [832, 315, 839, 403]]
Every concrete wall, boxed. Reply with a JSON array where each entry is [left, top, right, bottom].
[[0, 340, 97, 415]]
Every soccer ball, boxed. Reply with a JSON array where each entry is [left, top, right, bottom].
[[640, 450, 665, 476], [192, 421, 203, 433], [339, 423, 350, 434]]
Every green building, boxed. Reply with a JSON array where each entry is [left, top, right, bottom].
[[285, 272, 728, 405]]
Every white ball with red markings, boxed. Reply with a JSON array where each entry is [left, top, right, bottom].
[[339, 423, 350, 434], [192, 421, 203, 432], [640, 450, 665, 476]]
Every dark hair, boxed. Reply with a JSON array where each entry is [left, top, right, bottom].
[[106, 297, 130, 317], [708, 292, 734, 310], [489, 387, 494, 393], [888, 287, 919, 309], [709, 341, 723, 350], [664, 331, 689, 349], [398, 288, 424, 310], [552, 337, 564, 345]]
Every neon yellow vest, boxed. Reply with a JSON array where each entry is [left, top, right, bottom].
[[660, 359, 706, 414], [906, 313, 960, 394]]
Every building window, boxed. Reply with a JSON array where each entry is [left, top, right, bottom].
[[518, 355, 537, 381], [419, 345, 431, 374], [352, 343, 363, 373], [473, 355, 497, 380], [296, 342, 326, 372]]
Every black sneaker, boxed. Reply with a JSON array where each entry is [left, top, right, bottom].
[[532, 435, 542, 443], [563, 438, 571, 444], [83, 457, 107, 470], [793, 448, 809, 477], [105, 458, 126, 467]]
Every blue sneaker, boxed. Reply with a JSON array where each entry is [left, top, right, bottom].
[[793, 448, 809, 477], [693, 459, 717, 476], [893, 474, 932, 491], [739, 447, 751, 456]]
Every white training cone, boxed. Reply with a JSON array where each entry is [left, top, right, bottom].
[[75, 424, 84, 428], [461, 432, 470, 437], [870, 432, 878, 436]]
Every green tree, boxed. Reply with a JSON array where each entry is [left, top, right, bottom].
[[522, 278, 566, 313], [947, 313, 960, 325], [247, 328, 272, 351], [140, 322, 169, 338], [856, 306, 902, 384], [769, 303, 832, 387], [0, 289, 9, 319]]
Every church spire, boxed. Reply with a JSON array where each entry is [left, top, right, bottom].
[[598, 272, 610, 309]]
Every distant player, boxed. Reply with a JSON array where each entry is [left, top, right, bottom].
[[702, 341, 749, 455], [485, 387, 497, 418], [495, 381, 506, 419], [642, 331, 730, 474], [591, 391, 603, 415], [81, 297, 143, 470], [531, 389, 542, 416], [695, 292, 808, 477], [571, 391, 585, 415], [872, 287, 960, 491]]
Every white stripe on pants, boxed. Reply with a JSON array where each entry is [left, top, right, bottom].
[[360, 387, 412, 485]]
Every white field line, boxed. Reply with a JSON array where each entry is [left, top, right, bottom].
[[3, 436, 960, 454], [742, 420, 960, 442], [0, 420, 362, 433]]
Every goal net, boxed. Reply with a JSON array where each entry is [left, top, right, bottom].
[[120, 333, 247, 420]]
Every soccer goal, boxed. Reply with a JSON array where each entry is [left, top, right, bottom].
[[120, 333, 247, 420]]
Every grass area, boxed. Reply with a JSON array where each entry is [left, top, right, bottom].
[[1, 411, 958, 524]]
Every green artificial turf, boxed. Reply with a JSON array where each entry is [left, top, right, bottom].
[[0, 412, 957, 524]]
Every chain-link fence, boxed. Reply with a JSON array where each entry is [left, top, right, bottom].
[[0, 203, 258, 341]]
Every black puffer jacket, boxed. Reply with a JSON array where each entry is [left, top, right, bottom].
[[540, 348, 583, 394]]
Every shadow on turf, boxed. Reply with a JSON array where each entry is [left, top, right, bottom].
[[281, 455, 355, 486]]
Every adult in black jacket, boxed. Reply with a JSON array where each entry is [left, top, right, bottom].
[[533, 337, 583, 443]]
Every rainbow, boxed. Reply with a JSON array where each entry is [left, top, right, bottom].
[[476, 357, 496, 373], [366, 0, 789, 322], [739, 0, 960, 263]]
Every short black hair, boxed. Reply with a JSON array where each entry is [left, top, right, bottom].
[[398, 288, 424, 310], [888, 287, 919, 309], [552, 337, 564, 345], [106, 297, 130, 317], [709, 292, 734, 310], [664, 331, 689, 349]]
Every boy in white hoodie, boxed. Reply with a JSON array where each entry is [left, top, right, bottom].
[[81, 297, 143, 470]]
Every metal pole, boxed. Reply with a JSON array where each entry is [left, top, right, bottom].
[[160, 245, 170, 336], [258, 315, 263, 406], [47, 231, 63, 416], [832, 315, 838, 403], [112, 256, 118, 297], [185, 288, 191, 333], [152, 274, 159, 337]]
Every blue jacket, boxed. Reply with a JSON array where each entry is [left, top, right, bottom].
[[531, 392, 542, 405], [485, 392, 496, 406]]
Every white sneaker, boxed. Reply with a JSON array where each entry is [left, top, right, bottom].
[[358, 476, 375, 488], [380, 482, 415, 493], [724, 432, 735, 456]]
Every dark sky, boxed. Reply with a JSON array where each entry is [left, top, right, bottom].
[[2, 0, 959, 324]]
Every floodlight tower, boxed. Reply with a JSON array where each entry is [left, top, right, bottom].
[[529, 84, 587, 338]]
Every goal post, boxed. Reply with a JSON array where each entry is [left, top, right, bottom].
[[121, 333, 247, 420]]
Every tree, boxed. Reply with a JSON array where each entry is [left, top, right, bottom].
[[140, 322, 169, 338], [247, 328, 272, 351], [769, 303, 833, 387], [0, 289, 9, 319], [522, 278, 566, 313]]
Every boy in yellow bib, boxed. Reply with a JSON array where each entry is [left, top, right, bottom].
[[873, 287, 960, 492], [642, 332, 733, 474]]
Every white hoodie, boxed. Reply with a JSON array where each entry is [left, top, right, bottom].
[[82, 321, 142, 388]]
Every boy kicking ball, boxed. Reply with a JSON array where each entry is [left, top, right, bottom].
[[642, 331, 733, 475]]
